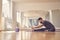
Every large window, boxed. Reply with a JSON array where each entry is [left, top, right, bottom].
[[2, 0, 12, 30], [22, 17, 39, 28], [28, 18, 38, 27]]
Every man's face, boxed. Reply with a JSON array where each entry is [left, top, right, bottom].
[[38, 20, 43, 23]]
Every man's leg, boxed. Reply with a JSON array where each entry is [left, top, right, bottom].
[[48, 29, 55, 32], [34, 28, 47, 32]]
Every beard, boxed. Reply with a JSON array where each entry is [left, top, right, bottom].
[[40, 22, 42, 23]]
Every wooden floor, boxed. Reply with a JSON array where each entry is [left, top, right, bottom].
[[0, 31, 60, 40]]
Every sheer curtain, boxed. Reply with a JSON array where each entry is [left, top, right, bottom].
[[2, 0, 12, 30], [28, 18, 38, 27], [22, 17, 39, 28]]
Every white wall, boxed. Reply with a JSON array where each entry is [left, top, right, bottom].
[[52, 9, 60, 29], [45, 13, 50, 21], [14, 2, 60, 11], [12, 2, 17, 29], [24, 10, 48, 19], [0, 0, 2, 30]]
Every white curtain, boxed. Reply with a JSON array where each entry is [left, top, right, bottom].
[[28, 19, 38, 27]]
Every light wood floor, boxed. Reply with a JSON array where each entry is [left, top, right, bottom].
[[0, 31, 60, 40]]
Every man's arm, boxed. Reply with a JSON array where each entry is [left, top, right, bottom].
[[35, 25, 43, 28], [32, 24, 43, 29]]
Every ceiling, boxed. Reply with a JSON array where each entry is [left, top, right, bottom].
[[23, 10, 48, 18], [12, 0, 60, 3]]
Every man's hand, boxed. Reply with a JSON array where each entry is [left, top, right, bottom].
[[31, 27, 35, 31], [31, 27, 34, 29]]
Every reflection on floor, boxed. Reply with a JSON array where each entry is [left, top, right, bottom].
[[0, 31, 60, 40]]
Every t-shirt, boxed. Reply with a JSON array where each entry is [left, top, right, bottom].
[[42, 20, 55, 30]]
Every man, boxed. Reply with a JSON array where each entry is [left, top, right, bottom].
[[32, 17, 55, 32]]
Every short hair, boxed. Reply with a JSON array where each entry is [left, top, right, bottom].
[[38, 17, 42, 20]]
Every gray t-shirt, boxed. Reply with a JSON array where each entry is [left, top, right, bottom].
[[42, 20, 55, 30]]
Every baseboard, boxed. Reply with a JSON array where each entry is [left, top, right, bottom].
[[56, 29, 60, 32]]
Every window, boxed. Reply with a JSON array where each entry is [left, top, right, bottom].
[[2, 0, 12, 30], [28, 18, 38, 27]]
